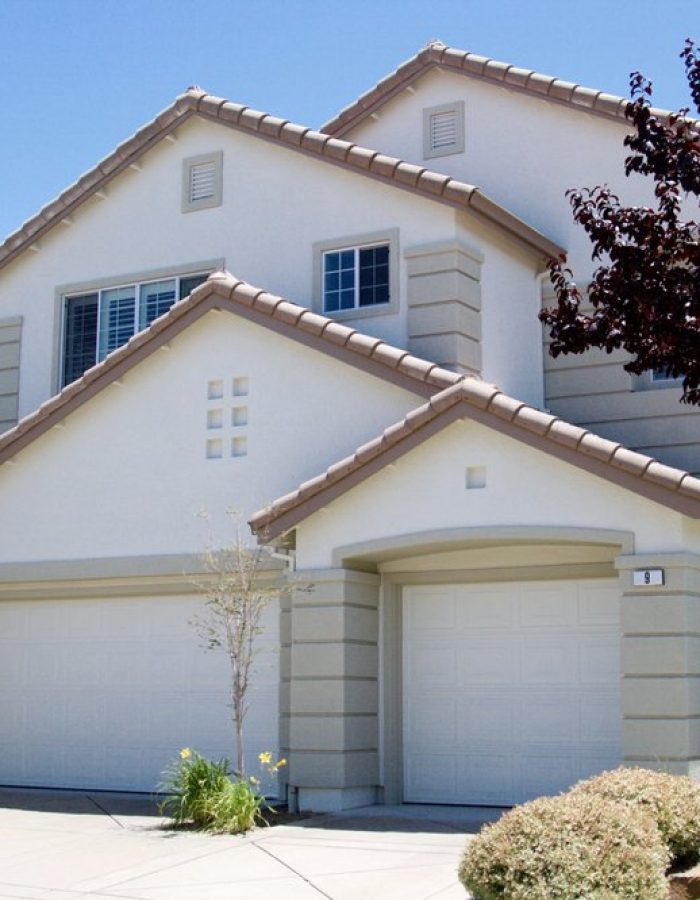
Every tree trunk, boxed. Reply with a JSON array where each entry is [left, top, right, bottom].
[[234, 707, 244, 775]]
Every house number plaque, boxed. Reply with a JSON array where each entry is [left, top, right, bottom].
[[633, 569, 665, 587]]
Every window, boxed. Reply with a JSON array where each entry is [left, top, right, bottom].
[[651, 368, 683, 383], [313, 229, 399, 320], [323, 244, 390, 313], [61, 271, 209, 386], [631, 367, 685, 393], [423, 102, 465, 159], [181, 151, 223, 213]]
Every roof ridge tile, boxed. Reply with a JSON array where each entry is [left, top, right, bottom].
[[0, 81, 563, 270], [320, 42, 692, 138]]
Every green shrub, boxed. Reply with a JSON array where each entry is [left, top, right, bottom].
[[159, 748, 230, 829], [570, 766, 700, 864], [159, 748, 286, 835], [208, 777, 266, 833], [458, 792, 669, 900]]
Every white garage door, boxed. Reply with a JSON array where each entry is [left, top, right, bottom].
[[403, 579, 621, 806], [0, 595, 279, 792]]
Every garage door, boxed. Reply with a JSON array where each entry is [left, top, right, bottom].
[[403, 579, 620, 806], [0, 595, 279, 792]]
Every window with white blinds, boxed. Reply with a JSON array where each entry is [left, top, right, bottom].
[[182, 151, 223, 212], [423, 102, 465, 159], [62, 271, 209, 386]]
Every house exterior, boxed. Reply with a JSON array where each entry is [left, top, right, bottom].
[[0, 42, 699, 813]]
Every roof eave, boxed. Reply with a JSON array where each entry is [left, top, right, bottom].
[[320, 42, 686, 139]]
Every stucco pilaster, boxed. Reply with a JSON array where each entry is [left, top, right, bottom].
[[287, 568, 380, 812], [405, 241, 482, 375], [617, 553, 700, 777]]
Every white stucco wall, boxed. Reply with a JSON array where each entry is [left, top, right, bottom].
[[0, 310, 422, 562], [294, 418, 696, 569], [0, 116, 463, 420], [457, 215, 543, 406], [347, 67, 657, 276]]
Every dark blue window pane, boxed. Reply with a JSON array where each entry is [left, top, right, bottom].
[[341, 270, 354, 290], [325, 272, 339, 291], [325, 252, 341, 273], [340, 249, 354, 268], [340, 289, 355, 310], [358, 244, 390, 306], [63, 293, 98, 385], [179, 273, 208, 299], [325, 291, 340, 312]]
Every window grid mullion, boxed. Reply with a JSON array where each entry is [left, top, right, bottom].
[[94, 290, 102, 366], [354, 247, 360, 310]]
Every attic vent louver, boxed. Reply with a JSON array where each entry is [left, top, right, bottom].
[[182, 151, 223, 213], [189, 161, 216, 203], [423, 102, 465, 159], [430, 110, 457, 151]]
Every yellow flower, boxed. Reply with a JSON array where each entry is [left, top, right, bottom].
[[258, 751, 272, 765], [180, 748, 192, 760], [277, 758, 287, 768]]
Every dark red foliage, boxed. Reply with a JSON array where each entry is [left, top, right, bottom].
[[540, 40, 700, 404]]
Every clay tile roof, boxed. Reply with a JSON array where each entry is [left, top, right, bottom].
[[0, 272, 461, 466], [321, 40, 690, 138], [0, 87, 562, 273], [249, 379, 700, 539]]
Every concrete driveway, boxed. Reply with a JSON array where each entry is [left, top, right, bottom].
[[0, 788, 502, 899]]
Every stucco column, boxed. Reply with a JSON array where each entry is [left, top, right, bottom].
[[286, 568, 380, 812], [405, 240, 482, 375], [617, 553, 700, 778]]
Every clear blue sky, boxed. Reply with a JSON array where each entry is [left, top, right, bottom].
[[0, 0, 697, 240]]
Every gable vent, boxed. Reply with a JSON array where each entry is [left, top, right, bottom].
[[430, 110, 458, 151], [424, 102, 464, 159], [189, 161, 216, 203]]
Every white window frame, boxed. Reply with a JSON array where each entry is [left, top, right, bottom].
[[54, 258, 224, 390], [423, 101, 465, 160], [312, 229, 400, 321], [181, 151, 223, 213]]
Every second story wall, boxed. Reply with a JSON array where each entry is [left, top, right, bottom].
[[345, 67, 657, 277], [0, 116, 456, 420], [542, 288, 700, 476], [346, 65, 700, 472], [0, 111, 550, 422]]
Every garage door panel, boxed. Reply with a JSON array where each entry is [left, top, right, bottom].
[[406, 643, 457, 685], [61, 693, 106, 742], [406, 695, 458, 745], [2, 650, 27, 685], [519, 639, 579, 684], [458, 589, 515, 629], [0, 595, 280, 792], [579, 636, 619, 683], [456, 755, 516, 806], [517, 754, 578, 802], [457, 695, 514, 744], [405, 752, 457, 800], [403, 579, 621, 805], [579, 584, 620, 626], [519, 586, 577, 628], [580, 693, 620, 742], [516, 693, 579, 742], [460, 639, 517, 684], [407, 587, 456, 629]]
